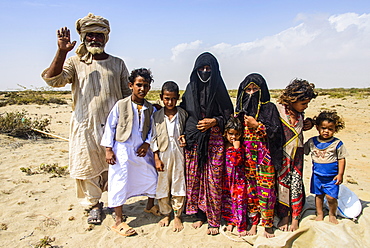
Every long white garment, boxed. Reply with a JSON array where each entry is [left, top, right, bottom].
[[101, 101, 157, 207], [41, 55, 131, 179], [152, 113, 186, 199]]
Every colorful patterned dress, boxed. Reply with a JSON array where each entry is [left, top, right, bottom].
[[222, 146, 249, 232], [244, 123, 276, 228], [275, 103, 305, 220], [185, 125, 224, 228]]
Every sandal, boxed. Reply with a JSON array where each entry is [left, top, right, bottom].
[[111, 222, 136, 236], [87, 202, 103, 225], [144, 205, 161, 216]]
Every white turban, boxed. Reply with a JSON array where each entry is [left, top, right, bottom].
[[75, 13, 110, 64]]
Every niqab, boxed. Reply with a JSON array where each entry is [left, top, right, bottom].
[[236, 73, 284, 170], [181, 52, 233, 167]]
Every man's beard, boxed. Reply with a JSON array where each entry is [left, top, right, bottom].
[[85, 41, 105, 54]]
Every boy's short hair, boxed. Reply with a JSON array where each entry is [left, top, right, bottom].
[[314, 110, 345, 132], [161, 81, 179, 95], [128, 68, 153, 84], [278, 78, 318, 105], [224, 116, 243, 135]]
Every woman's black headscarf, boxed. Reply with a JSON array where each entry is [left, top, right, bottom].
[[180, 52, 233, 167], [235, 73, 284, 170]]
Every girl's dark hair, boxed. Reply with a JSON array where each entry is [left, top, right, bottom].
[[224, 116, 243, 134], [128, 68, 153, 83], [161, 81, 179, 95], [278, 78, 318, 105], [313, 110, 345, 132]]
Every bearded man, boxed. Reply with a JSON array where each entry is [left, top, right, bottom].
[[41, 13, 131, 225]]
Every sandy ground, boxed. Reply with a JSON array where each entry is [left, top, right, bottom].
[[0, 95, 369, 247]]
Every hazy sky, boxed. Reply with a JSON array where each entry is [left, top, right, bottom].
[[1, 0, 370, 90]]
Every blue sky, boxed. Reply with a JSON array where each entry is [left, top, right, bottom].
[[1, 0, 370, 90]]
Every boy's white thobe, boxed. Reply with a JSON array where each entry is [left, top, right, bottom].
[[101, 102, 157, 207]]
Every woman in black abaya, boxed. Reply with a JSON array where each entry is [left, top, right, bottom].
[[180, 52, 233, 235]]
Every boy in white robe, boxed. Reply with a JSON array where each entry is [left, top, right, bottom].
[[101, 68, 158, 236], [152, 81, 188, 232]]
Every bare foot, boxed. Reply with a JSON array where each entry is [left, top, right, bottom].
[[192, 220, 203, 229], [329, 215, 339, 224], [158, 215, 170, 227], [239, 230, 247, 236], [277, 216, 289, 231], [264, 227, 275, 238], [207, 227, 219, 235], [246, 224, 257, 236], [173, 216, 184, 232], [224, 224, 234, 232], [315, 213, 324, 221], [289, 219, 299, 231]]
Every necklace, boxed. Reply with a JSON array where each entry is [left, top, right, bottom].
[[285, 106, 299, 126], [132, 100, 144, 124]]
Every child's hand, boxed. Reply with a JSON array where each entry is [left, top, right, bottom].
[[105, 147, 116, 165], [333, 174, 343, 185], [233, 140, 241, 149], [137, 142, 150, 157], [244, 115, 258, 128], [178, 135, 187, 147], [303, 118, 314, 131]]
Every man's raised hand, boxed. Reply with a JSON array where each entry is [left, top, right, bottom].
[[57, 27, 76, 52]]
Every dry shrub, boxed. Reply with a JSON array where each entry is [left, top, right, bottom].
[[0, 110, 50, 138], [35, 236, 56, 248], [0, 85, 69, 107], [20, 163, 69, 177]]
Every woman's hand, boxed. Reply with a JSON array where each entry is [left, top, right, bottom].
[[196, 118, 217, 132], [244, 115, 259, 129]]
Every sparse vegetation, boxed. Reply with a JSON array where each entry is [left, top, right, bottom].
[[0, 110, 51, 138], [20, 163, 69, 177], [34, 236, 56, 248], [0, 223, 8, 230], [316, 88, 370, 99], [0, 85, 69, 107], [145, 89, 186, 102], [144, 89, 162, 102], [1, 87, 369, 106], [228, 89, 238, 98]]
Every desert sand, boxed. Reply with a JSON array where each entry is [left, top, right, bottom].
[[1, 95, 370, 247]]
